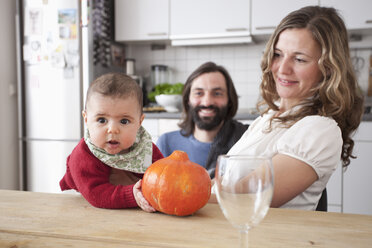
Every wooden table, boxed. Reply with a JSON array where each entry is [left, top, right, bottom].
[[0, 190, 371, 248]]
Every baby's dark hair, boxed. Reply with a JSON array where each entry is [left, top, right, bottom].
[[85, 72, 143, 113]]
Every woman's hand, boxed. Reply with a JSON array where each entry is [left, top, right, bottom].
[[133, 179, 156, 213]]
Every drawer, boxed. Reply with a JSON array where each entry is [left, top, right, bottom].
[[158, 119, 180, 135], [142, 119, 159, 137]]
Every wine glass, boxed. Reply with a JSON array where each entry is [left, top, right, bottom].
[[215, 155, 274, 248]]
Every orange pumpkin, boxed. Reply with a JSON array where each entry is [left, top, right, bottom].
[[142, 150, 211, 216]]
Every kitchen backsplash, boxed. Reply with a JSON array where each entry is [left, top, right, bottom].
[[125, 34, 372, 111], [126, 42, 267, 110]]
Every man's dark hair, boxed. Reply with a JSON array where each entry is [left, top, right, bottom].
[[179, 61, 238, 136]]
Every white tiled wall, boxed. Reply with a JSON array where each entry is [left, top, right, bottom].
[[126, 42, 267, 110]]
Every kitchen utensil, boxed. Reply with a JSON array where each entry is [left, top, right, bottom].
[[351, 52, 365, 77], [124, 58, 142, 87], [125, 58, 135, 75], [151, 64, 170, 87], [367, 54, 372, 97]]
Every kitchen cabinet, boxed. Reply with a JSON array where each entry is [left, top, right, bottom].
[[327, 162, 342, 213], [327, 122, 372, 214], [142, 118, 179, 143], [251, 0, 318, 35], [143, 117, 252, 144], [343, 122, 372, 215], [114, 0, 169, 42], [320, 0, 372, 30], [141, 119, 158, 143], [170, 0, 252, 45], [144, 116, 372, 215]]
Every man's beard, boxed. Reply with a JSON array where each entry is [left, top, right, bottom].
[[191, 105, 228, 131]]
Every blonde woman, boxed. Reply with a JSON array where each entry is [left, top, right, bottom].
[[225, 6, 364, 210]]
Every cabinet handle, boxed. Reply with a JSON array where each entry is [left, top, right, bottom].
[[255, 26, 276, 30], [147, 32, 167, 36], [225, 28, 247, 32], [366, 20, 372, 24]]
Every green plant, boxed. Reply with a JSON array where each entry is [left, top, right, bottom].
[[147, 83, 184, 102]]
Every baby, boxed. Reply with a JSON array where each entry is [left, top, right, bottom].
[[60, 72, 163, 212]]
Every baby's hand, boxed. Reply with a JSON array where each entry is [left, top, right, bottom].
[[133, 180, 156, 213]]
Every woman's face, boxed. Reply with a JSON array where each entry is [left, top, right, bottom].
[[271, 28, 323, 110]]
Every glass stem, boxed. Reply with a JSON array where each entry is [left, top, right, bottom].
[[239, 229, 249, 248]]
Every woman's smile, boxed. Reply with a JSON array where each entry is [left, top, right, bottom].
[[277, 77, 298, 86]]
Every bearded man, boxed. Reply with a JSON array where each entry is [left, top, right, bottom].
[[156, 62, 248, 178]]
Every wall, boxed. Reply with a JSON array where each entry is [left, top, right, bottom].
[[126, 42, 267, 111], [126, 34, 372, 111], [0, 0, 18, 189]]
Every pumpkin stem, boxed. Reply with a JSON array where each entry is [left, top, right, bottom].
[[169, 150, 189, 161]]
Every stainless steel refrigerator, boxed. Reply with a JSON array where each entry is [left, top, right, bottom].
[[16, 0, 91, 193]]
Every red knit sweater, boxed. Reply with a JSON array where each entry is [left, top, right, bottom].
[[59, 138, 164, 209]]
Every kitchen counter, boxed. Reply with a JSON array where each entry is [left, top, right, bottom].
[[144, 109, 372, 121], [1, 189, 372, 247], [144, 108, 260, 120]]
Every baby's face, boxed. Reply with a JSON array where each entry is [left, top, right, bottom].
[[83, 93, 144, 155]]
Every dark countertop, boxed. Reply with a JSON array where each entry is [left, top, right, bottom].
[[144, 109, 372, 121], [143, 109, 259, 120]]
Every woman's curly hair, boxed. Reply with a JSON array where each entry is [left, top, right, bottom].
[[258, 6, 364, 167]]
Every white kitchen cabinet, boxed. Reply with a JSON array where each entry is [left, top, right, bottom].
[[343, 122, 372, 215], [327, 162, 342, 213], [142, 118, 180, 143], [170, 0, 252, 45], [343, 142, 372, 215], [320, 0, 372, 30], [158, 119, 180, 136], [142, 119, 159, 143], [251, 0, 319, 35], [115, 0, 169, 42]]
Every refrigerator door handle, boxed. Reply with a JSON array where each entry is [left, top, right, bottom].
[[15, 0, 26, 190]]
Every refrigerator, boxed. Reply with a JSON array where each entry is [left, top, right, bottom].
[[16, 0, 91, 193]]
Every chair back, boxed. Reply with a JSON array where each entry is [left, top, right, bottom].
[[316, 188, 328, 211]]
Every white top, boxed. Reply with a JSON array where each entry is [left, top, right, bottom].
[[228, 110, 342, 210]]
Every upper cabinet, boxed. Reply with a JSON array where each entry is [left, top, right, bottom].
[[320, 0, 372, 30], [114, 0, 372, 44], [115, 0, 169, 42], [251, 0, 319, 35], [170, 0, 252, 46]]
